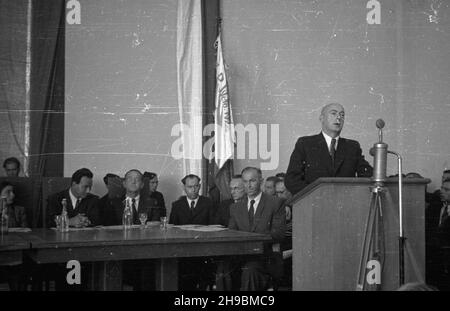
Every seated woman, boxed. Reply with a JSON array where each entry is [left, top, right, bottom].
[[0, 181, 28, 290], [143, 172, 167, 217], [1, 181, 28, 228]]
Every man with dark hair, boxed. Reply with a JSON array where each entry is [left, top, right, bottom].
[[47, 168, 100, 228], [263, 176, 280, 196], [275, 172, 286, 181], [46, 168, 100, 290], [169, 174, 214, 225], [226, 166, 286, 291], [169, 174, 216, 290], [98, 173, 124, 225], [285, 103, 373, 195], [3, 157, 20, 177]]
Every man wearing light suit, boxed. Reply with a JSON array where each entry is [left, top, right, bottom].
[[228, 167, 286, 291], [285, 103, 373, 195]]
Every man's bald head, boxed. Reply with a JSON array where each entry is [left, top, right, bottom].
[[320, 103, 345, 138]]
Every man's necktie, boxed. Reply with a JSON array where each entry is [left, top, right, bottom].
[[74, 198, 81, 211], [132, 198, 138, 224], [190, 200, 195, 218], [330, 138, 336, 164], [439, 202, 449, 227], [249, 200, 255, 228]]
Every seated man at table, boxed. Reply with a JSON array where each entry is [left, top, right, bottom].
[[169, 174, 215, 290], [211, 175, 245, 227], [98, 173, 124, 226], [226, 167, 286, 291], [106, 169, 161, 225], [169, 174, 215, 225], [107, 169, 160, 290], [213, 175, 246, 290], [47, 168, 100, 228]]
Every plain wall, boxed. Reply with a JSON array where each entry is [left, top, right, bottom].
[[0, 0, 29, 176], [64, 0, 450, 203], [222, 0, 450, 191], [64, 0, 186, 208]]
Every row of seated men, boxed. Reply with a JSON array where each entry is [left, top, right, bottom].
[[3, 163, 449, 291], [1, 166, 291, 291]]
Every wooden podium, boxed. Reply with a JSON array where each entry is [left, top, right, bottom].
[[291, 177, 429, 290]]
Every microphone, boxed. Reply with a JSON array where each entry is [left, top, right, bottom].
[[371, 119, 388, 183], [376, 119, 385, 129]]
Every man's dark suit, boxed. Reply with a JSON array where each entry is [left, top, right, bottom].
[[228, 193, 286, 291], [107, 194, 161, 226], [47, 189, 100, 227], [212, 199, 233, 227], [169, 195, 215, 290], [285, 133, 373, 195], [169, 195, 214, 225], [46, 189, 100, 290], [425, 196, 450, 288]]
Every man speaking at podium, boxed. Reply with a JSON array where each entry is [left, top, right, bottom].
[[285, 103, 373, 195]]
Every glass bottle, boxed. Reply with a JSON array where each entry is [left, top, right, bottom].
[[122, 199, 132, 229], [0, 196, 8, 235], [61, 198, 69, 232]]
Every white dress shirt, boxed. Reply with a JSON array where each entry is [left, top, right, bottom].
[[69, 189, 79, 209], [125, 195, 140, 213], [322, 131, 340, 152], [186, 197, 199, 209], [247, 192, 262, 214]]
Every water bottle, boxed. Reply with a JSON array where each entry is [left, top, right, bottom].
[[61, 198, 69, 232], [0, 197, 8, 235], [122, 200, 132, 229]]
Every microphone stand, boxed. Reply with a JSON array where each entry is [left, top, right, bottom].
[[356, 120, 405, 290], [388, 150, 405, 286], [356, 126, 387, 291]]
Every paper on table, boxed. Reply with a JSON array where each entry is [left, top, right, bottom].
[[8, 227, 32, 233], [50, 226, 98, 231], [99, 225, 141, 230], [177, 225, 228, 232]]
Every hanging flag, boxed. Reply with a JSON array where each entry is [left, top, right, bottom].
[[214, 33, 235, 170], [212, 33, 235, 201]]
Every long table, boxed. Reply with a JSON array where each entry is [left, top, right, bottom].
[[10, 225, 271, 290], [0, 233, 31, 266]]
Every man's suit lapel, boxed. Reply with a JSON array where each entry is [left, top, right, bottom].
[[110, 196, 124, 224], [63, 189, 74, 211], [252, 194, 266, 232], [239, 197, 250, 231], [316, 134, 334, 175], [191, 197, 202, 219], [333, 138, 346, 174]]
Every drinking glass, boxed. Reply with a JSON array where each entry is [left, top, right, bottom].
[[160, 216, 168, 230], [139, 212, 148, 228], [54, 215, 62, 230]]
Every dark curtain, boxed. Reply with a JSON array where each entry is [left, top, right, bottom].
[[29, 0, 65, 226], [0, 0, 29, 171], [29, 0, 65, 178]]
